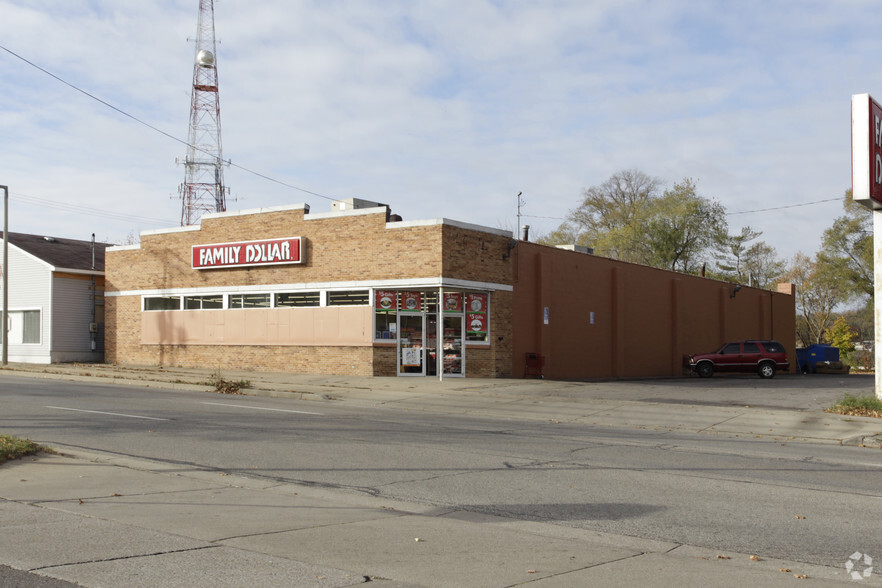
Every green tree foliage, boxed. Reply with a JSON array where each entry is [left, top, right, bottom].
[[826, 316, 857, 359], [716, 226, 786, 289], [817, 190, 873, 302], [542, 169, 661, 263], [782, 252, 845, 345], [643, 179, 728, 272], [541, 171, 728, 273]]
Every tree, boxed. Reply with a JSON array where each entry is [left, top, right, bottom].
[[817, 190, 873, 302], [643, 179, 728, 272], [783, 253, 845, 345], [715, 226, 786, 289], [740, 240, 786, 290], [827, 316, 857, 361], [717, 226, 762, 282], [541, 171, 727, 273], [542, 169, 661, 262]]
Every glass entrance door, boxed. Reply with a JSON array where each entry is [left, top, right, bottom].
[[398, 313, 425, 375], [441, 315, 464, 376]]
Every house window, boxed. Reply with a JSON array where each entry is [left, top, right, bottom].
[[184, 295, 223, 310], [229, 293, 270, 308], [275, 292, 320, 307], [1, 310, 41, 344], [328, 290, 369, 306], [144, 296, 181, 311]]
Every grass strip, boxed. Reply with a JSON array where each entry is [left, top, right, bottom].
[[826, 394, 882, 418], [0, 434, 53, 466]]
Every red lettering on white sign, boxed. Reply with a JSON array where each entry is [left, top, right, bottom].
[[192, 237, 302, 269]]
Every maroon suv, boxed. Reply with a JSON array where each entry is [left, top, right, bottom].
[[687, 340, 789, 379]]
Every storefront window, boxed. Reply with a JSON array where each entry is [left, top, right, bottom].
[[184, 295, 223, 310], [144, 296, 181, 311], [374, 290, 397, 340], [275, 292, 320, 307], [465, 293, 489, 342], [229, 293, 270, 308], [328, 290, 369, 306]]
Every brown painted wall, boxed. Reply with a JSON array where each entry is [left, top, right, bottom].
[[511, 242, 796, 379]]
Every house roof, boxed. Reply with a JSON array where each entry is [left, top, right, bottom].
[[1, 232, 108, 272]]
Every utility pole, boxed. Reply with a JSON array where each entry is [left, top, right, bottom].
[[179, 0, 228, 226]]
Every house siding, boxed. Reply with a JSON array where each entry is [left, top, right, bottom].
[[51, 273, 104, 362], [3, 246, 52, 363]]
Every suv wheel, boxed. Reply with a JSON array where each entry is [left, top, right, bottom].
[[758, 361, 776, 379], [696, 362, 714, 378]]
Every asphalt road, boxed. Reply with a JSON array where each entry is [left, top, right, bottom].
[[2, 374, 881, 571]]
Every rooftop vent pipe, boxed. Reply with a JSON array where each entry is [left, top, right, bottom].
[[521, 225, 530, 241]]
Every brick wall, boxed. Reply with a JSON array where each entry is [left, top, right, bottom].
[[106, 207, 514, 378]]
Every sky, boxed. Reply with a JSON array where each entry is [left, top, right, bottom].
[[0, 0, 878, 264]]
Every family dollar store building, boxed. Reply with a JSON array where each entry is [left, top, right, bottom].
[[104, 199, 796, 379]]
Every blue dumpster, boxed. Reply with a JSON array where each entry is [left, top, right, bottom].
[[796, 344, 839, 373]]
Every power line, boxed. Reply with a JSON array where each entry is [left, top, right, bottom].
[[0, 43, 850, 217], [0, 43, 339, 204], [12, 192, 173, 226], [522, 196, 843, 223], [726, 197, 840, 216]]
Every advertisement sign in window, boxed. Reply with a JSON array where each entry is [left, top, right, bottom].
[[466, 293, 486, 313], [399, 291, 422, 311], [467, 313, 487, 335], [465, 293, 488, 340], [375, 290, 397, 310], [443, 292, 462, 312]]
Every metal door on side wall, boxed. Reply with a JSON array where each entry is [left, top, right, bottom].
[[398, 313, 425, 376]]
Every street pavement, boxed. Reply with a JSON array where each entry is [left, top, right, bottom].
[[1, 363, 881, 587]]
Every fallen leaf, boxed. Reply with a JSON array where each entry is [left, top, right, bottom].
[[414, 538, 424, 542], [111, 493, 122, 497], [527, 570, 537, 574], [794, 574, 808, 579], [717, 555, 731, 560], [795, 515, 806, 519], [750, 555, 760, 561], [780, 568, 791, 573]]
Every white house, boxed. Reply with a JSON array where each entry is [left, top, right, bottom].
[[1, 232, 106, 364]]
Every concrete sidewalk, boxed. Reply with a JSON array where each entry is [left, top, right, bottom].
[[1, 364, 881, 586]]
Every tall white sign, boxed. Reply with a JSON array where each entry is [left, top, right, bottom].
[[851, 93, 882, 399]]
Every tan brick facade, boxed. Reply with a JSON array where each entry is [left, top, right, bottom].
[[106, 205, 514, 378]]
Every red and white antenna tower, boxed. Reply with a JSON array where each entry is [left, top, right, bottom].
[[179, 0, 227, 226]]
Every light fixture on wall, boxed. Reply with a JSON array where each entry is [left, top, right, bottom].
[[731, 284, 742, 299]]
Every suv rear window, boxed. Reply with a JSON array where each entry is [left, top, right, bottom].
[[762, 341, 784, 353]]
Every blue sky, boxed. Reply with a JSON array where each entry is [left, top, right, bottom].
[[1, 0, 878, 264]]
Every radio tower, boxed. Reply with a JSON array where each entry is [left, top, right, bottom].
[[179, 0, 227, 226]]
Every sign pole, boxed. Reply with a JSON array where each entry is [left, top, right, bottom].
[[2, 184, 8, 367], [875, 212, 882, 398], [852, 94, 882, 399]]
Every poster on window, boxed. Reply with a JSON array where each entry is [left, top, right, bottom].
[[443, 292, 462, 312], [375, 290, 396, 310], [402, 347, 422, 367], [399, 291, 422, 311], [466, 312, 487, 335], [466, 293, 487, 313]]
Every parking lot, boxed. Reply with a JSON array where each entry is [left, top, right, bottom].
[[603, 372, 874, 413]]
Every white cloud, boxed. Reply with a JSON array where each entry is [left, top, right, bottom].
[[0, 0, 878, 266]]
